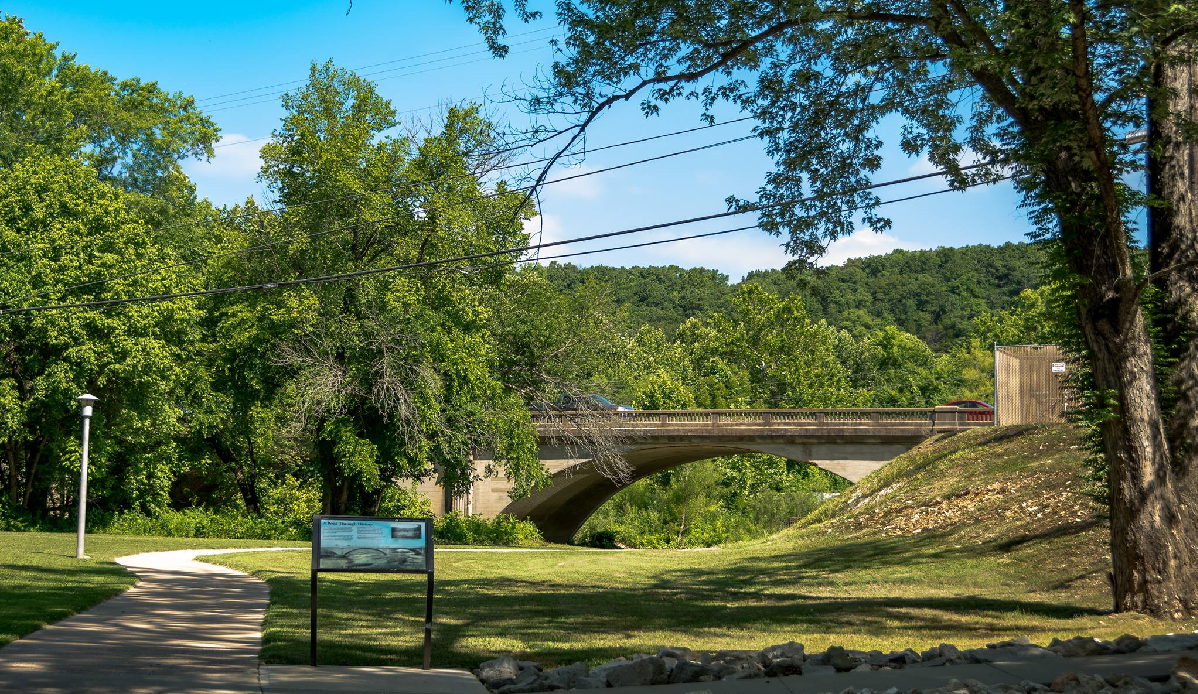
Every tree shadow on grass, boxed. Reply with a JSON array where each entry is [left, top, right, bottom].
[[277, 529, 1108, 668]]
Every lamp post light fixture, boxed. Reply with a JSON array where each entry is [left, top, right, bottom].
[[75, 393, 99, 559]]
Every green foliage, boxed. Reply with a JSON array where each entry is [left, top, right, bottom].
[[104, 509, 310, 541], [433, 512, 543, 546], [576, 456, 848, 548]]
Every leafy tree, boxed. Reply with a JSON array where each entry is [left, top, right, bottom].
[[0, 156, 206, 518], [457, 0, 1198, 616], [0, 15, 216, 201], [243, 63, 544, 515]]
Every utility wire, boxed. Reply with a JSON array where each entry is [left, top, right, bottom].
[[205, 44, 550, 114], [196, 26, 557, 105], [0, 175, 999, 315], [3, 135, 921, 305], [7, 119, 757, 261]]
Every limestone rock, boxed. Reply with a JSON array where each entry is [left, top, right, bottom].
[[723, 661, 765, 680], [658, 646, 695, 661], [965, 645, 1058, 663], [1175, 656, 1198, 692], [1048, 637, 1111, 658], [1111, 635, 1144, 654], [941, 644, 964, 662], [1142, 635, 1198, 653], [668, 660, 716, 684], [828, 646, 858, 673], [763, 641, 806, 664], [544, 662, 589, 690], [606, 656, 668, 687], [480, 656, 523, 684], [765, 657, 805, 677]]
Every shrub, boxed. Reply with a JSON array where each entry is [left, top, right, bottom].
[[433, 512, 542, 546], [103, 508, 309, 541]]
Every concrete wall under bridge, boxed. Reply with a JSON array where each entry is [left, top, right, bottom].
[[414, 406, 993, 543]]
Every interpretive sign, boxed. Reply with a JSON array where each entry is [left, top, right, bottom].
[[313, 517, 432, 572], [310, 515, 434, 669]]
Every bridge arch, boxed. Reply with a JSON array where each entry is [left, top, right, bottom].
[[498, 441, 898, 544], [444, 408, 991, 543]]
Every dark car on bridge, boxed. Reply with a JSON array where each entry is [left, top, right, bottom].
[[943, 399, 993, 410]]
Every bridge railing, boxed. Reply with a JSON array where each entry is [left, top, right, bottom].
[[530, 407, 993, 430]]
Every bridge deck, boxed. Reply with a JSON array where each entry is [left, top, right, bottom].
[[531, 407, 994, 434]]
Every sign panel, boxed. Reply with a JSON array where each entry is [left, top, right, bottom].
[[1051, 362, 1067, 373], [312, 516, 433, 573]]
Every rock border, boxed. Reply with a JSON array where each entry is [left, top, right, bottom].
[[474, 633, 1198, 692]]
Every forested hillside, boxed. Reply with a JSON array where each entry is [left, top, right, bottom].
[[543, 242, 1048, 348]]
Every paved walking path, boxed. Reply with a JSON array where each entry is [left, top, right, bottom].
[[0, 546, 1192, 694]]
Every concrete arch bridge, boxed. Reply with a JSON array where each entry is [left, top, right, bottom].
[[416, 407, 993, 543]]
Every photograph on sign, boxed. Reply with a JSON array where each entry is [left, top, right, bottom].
[[316, 518, 429, 571]]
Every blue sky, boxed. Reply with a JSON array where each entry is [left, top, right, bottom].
[[14, 1, 1137, 280]]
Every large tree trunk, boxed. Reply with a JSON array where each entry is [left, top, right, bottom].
[[1146, 40, 1198, 617], [1043, 131, 1195, 615]]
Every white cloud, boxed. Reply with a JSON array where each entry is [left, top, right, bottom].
[[817, 228, 926, 267], [522, 214, 567, 263], [189, 133, 265, 178], [183, 133, 268, 207], [544, 163, 603, 199], [907, 146, 995, 176], [644, 228, 790, 279]]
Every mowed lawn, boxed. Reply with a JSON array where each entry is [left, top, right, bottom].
[[209, 427, 1198, 669], [0, 532, 305, 648]]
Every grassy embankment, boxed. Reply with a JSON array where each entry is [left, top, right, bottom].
[[207, 424, 1198, 668], [0, 533, 305, 648]]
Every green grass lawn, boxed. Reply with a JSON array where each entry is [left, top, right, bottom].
[[0, 531, 305, 648], [207, 426, 1198, 669]]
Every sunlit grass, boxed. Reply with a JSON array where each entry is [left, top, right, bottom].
[[209, 426, 1198, 669]]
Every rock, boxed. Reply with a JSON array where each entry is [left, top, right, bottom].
[[987, 637, 1034, 649], [828, 646, 858, 673], [658, 646, 695, 661], [496, 669, 550, 694], [1111, 635, 1144, 654], [723, 661, 765, 680], [707, 662, 739, 679], [714, 649, 765, 666], [1143, 635, 1198, 653], [1048, 637, 1111, 658], [765, 657, 804, 677], [487, 677, 517, 691], [518, 661, 543, 672], [669, 660, 717, 684], [1175, 656, 1198, 691], [764, 641, 806, 664], [1073, 672, 1108, 694], [852, 663, 874, 672], [965, 645, 1059, 663], [887, 649, 922, 667], [544, 662, 588, 690], [480, 657, 522, 684], [941, 644, 964, 662], [606, 656, 668, 687], [922, 647, 941, 661], [572, 675, 607, 690]]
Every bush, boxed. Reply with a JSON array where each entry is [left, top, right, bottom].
[[103, 508, 309, 541], [433, 512, 542, 546]]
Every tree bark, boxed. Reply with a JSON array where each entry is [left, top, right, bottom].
[[1146, 40, 1198, 617]]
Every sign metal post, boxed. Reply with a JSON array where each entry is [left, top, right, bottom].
[[310, 515, 435, 669]]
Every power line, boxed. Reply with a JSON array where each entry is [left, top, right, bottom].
[[0, 176, 998, 315], [196, 26, 557, 105], [6, 121, 759, 262], [205, 44, 551, 114]]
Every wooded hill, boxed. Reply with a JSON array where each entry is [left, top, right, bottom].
[[543, 241, 1049, 350]]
